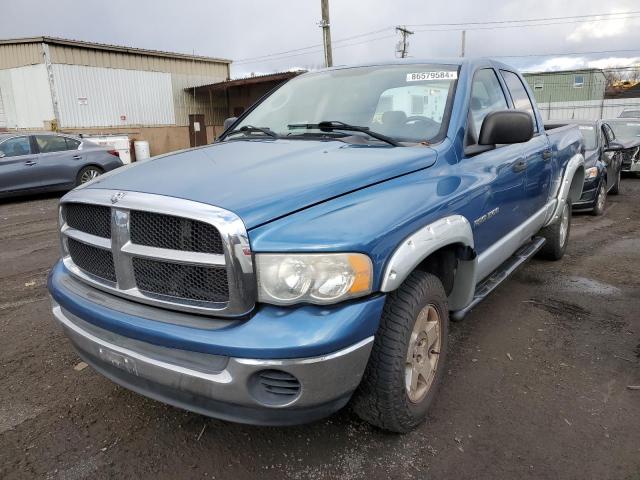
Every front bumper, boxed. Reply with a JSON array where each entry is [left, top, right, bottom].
[[573, 177, 601, 210], [622, 155, 640, 173], [48, 261, 384, 425], [52, 301, 374, 425]]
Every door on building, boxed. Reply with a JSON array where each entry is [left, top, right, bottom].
[[189, 114, 208, 148]]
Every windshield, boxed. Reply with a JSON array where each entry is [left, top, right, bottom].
[[607, 120, 640, 140], [577, 124, 597, 150], [228, 64, 459, 144]]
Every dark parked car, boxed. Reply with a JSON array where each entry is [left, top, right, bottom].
[[605, 119, 640, 175], [546, 120, 622, 215], [0, 132, 123, 198]]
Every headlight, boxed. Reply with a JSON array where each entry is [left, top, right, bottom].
[[256, 253, 373, 305], [585, 167, 598, 179]]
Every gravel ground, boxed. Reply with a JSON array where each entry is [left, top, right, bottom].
[[1, 178, 639, 480]]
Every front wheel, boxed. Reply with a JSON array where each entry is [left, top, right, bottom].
[[351, 270, 448, 433], [537, 200, 571, 260]]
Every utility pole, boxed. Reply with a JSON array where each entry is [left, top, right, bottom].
[[320, 0, 333, 67], [460, 30, 466, 57], [396, 26, 414, 58]]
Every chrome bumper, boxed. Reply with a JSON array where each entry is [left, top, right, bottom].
[[52, 302, 374, 425]]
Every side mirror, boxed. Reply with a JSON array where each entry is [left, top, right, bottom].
[[479, 110, 534, 146], [223, 117, 238, 132], [0, 151, 5, 158], [604, 141, 624, 152]]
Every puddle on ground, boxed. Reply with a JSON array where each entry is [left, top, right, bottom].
[[561, 276, 621, 296]]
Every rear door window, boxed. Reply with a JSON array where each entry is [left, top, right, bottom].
[[35, 135, 71, 153], [65, 137, 81, 150], [0, 136, 32, 157], [500, 70, 539, 132]]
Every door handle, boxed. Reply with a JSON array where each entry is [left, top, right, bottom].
[[24, 161, 37, 166], [512, 159, 527, 173], [542, 149, 552, 160], [72, 155, 82, 160]]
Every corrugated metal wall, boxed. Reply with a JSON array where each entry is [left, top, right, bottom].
[[49, 44, 229, 76], [0, 87, 6, 129], [0, 43, 43, 69], [52, 64, 175, 128], [48, 44, 229, 126], [0, 64, 54, 129]]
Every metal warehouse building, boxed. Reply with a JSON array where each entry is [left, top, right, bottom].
[[0, 37, 231, 155]]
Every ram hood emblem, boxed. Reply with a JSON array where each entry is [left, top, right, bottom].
[[110, 192, 127, 204]]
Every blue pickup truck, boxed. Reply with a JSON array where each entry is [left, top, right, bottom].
[[48, 59, 585, 432]]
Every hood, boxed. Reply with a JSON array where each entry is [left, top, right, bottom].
[[87, 139, 437, 228]]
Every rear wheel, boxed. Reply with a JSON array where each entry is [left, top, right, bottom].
[[537, 200, 571, 260], [352, 270, 448, 433], [76, 166, 103, 186], [591, 182, 606, 216]]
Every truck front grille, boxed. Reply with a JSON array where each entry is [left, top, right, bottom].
[[67, 238, 116, 282], [132, 257, 229, 302], [65, 203, 112, 238], [130, 211, 224, 254], [59, 190, 256, 316]]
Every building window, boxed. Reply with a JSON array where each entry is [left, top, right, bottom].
[[573, 75, 584, 88], [410, 95, 424, 115], [533, 83, 544, 91]]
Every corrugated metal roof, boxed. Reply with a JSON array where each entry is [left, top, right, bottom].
[[0, 36, 231, 64], [190, 70, 305, 92]]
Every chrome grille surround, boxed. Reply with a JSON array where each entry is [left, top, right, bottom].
[[58, 189, 256, 317]]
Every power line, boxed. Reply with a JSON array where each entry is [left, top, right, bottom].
[[413, 13, 640, 33], [495, 48, 640, 58], [234, 27, 393, 64], [233, 10, 640, 67], [406, 10, 640, 27]]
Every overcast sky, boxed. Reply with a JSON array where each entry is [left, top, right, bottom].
[[2, 0, 639, 77]]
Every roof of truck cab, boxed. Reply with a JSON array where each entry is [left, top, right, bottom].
[[314, 57, 517, 73]]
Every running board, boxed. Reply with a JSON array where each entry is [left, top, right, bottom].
[[451, 236, 546, 321]]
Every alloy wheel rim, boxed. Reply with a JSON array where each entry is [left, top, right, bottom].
[[559, 203, 569, 247], [80, 169, 100, 183], [405, 304, 441, 403]]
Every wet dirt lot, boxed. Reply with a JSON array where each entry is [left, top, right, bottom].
[[1, 179, 639, 480]]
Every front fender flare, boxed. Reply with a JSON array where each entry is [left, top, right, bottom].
[[380, 215, 475, 301]]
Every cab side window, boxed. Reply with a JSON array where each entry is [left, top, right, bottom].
[[0, 136, 32, 158], [500, 70, 538, 132], [468, 69, 509, 143]]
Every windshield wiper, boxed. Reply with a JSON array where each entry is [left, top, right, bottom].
[[287, 120, 400, 147], [225, 125, 279, 139]]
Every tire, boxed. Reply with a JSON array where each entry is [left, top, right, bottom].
[[351, 270, 449, 433], [76, 166, 103, 186], [609, 169, 621, 195], [537, 199, 571, 261], [591, 182, 606, 216]]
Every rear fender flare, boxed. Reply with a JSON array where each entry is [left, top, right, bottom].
[[545, 153, 584, 226]]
